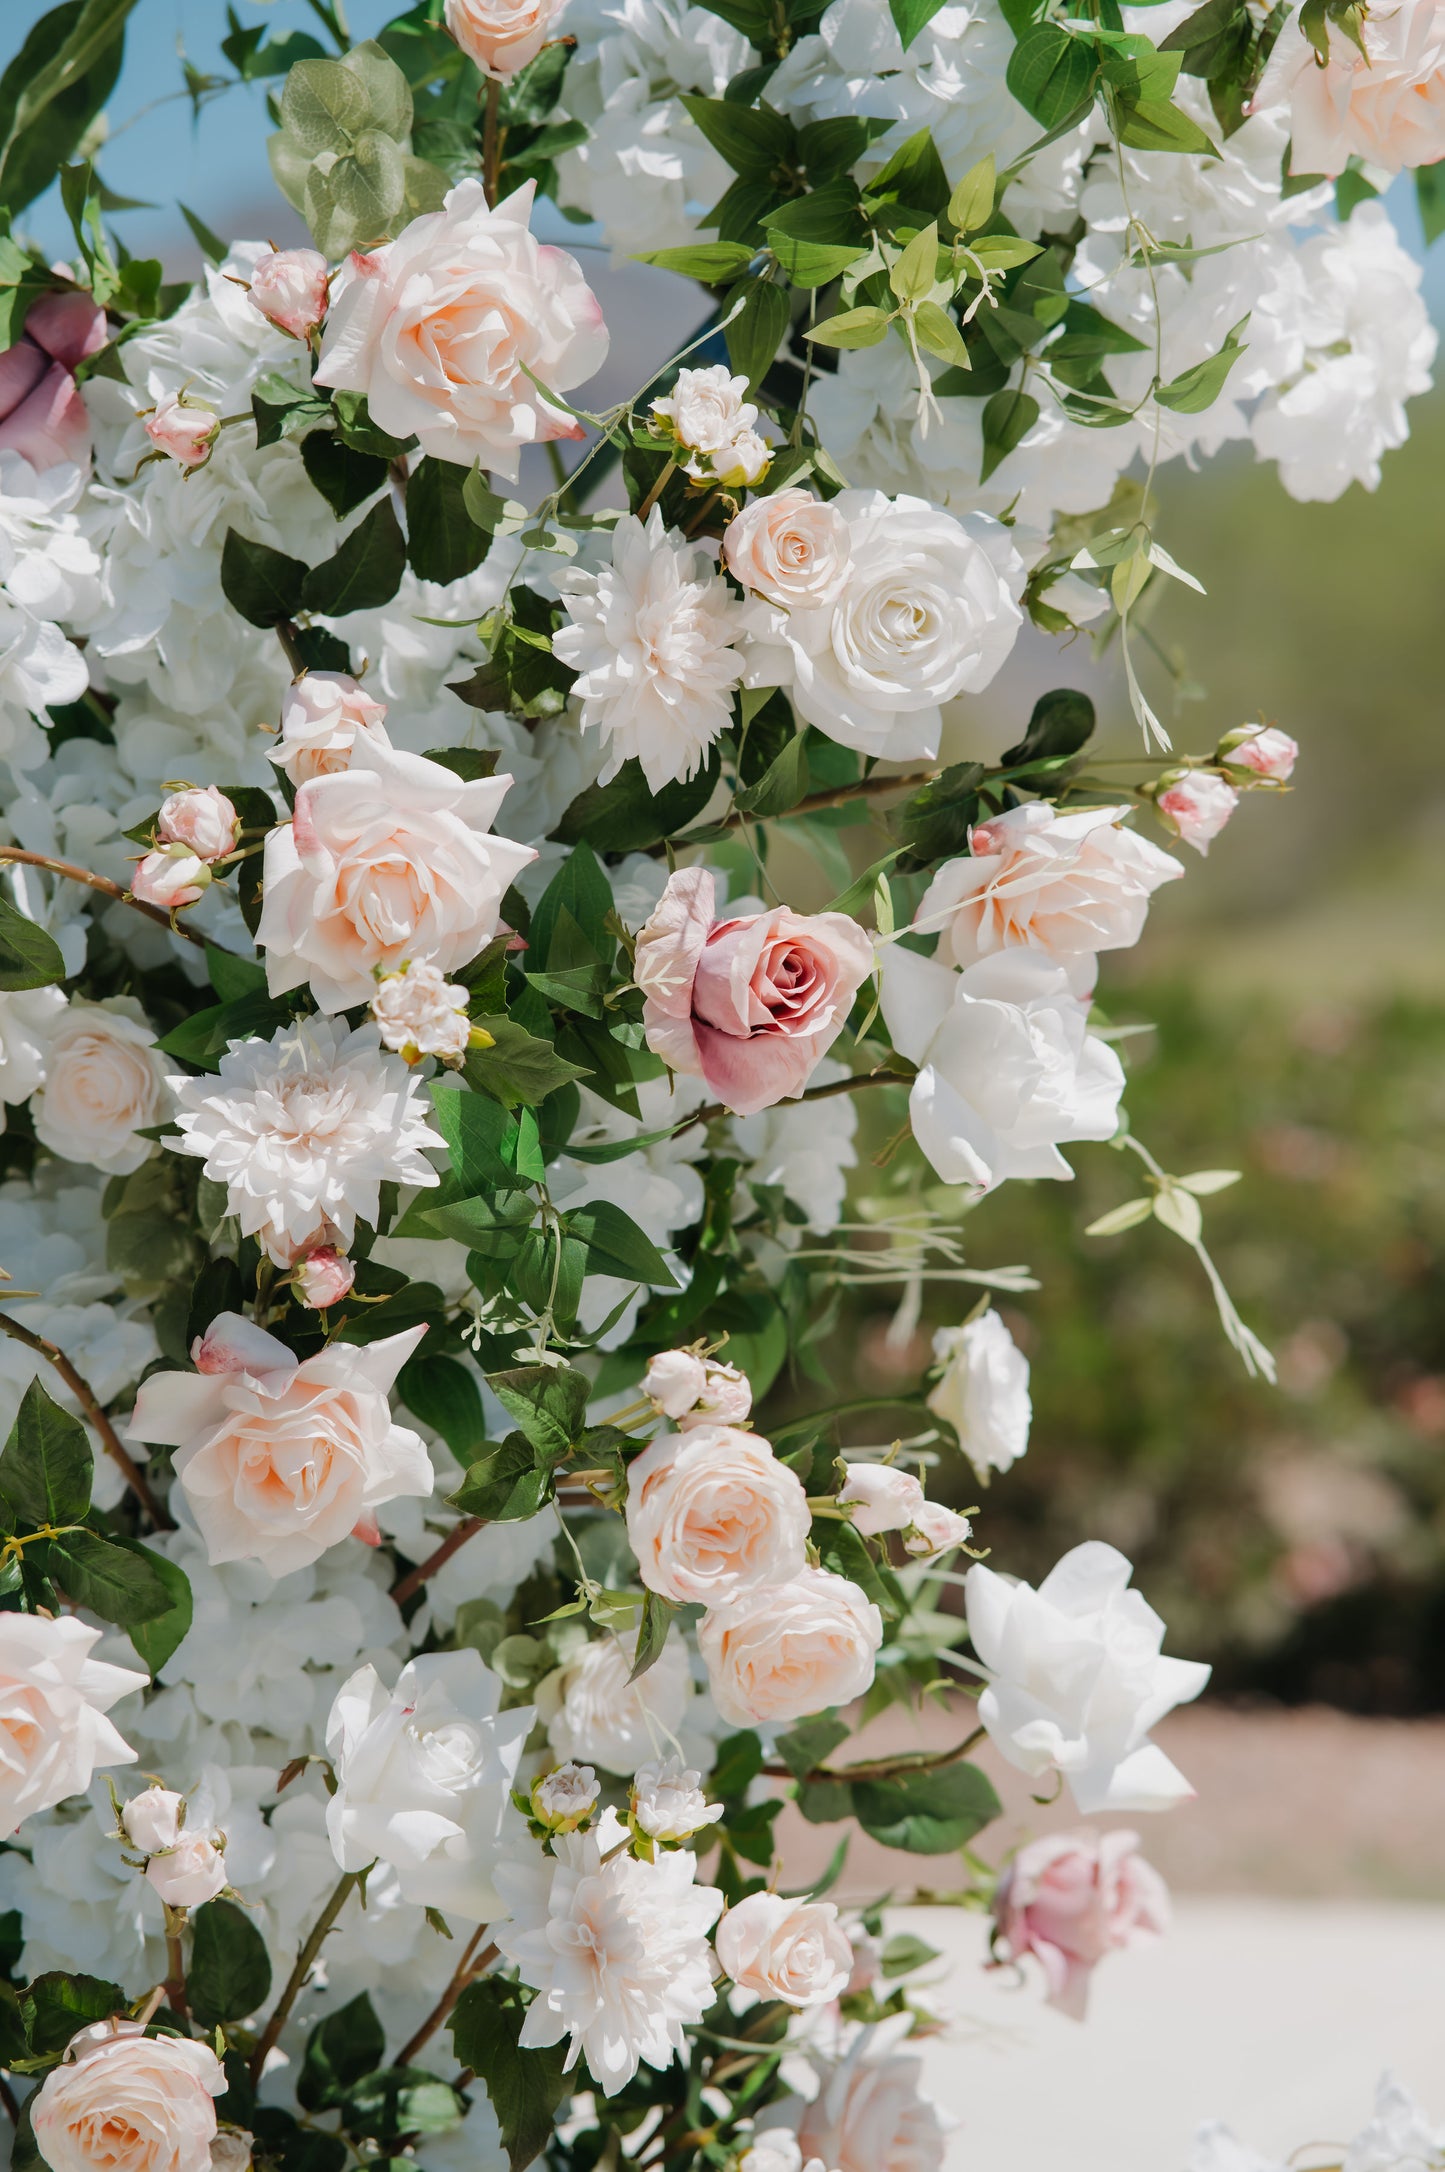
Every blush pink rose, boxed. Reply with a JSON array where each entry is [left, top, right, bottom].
[[1156, 772, 1238, 856], [293, 1247, 356, 1311], [132, 849, 209, 910], [1221, 724, 1298, 782], [990, 1828, 1169, 2019], [445, 0, 567, 78], [635, 866, 873, 1117], [625, 1423, 810, 1608], [156, 786, 240, 862], [144, 392, 219, 469], [248, 247, 330, 340], [32, 2021, 225, 2172], [0, 290, 107, 471], [715, 1892, 853, 2008], [697, 1565, 882, 1727], [1257, 0, 1445, 175], [273, 671, 390, 785]]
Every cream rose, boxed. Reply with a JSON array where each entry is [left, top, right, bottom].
[[369, 959, 473, 1062], [445, 0, 567, 79], [32, 2020, 225, 2172], [926, 1310, 1031, 1481], [315, 178, 608, 481], [257, 738, 536, 1013], [698, 1567, 882, 1727], [0, 983, 65, 1116], [31, 998, 171, 1177], [723, 488, 852, 609], [543, 1630, 695, 1777], [156, 786, 239, 862], [0, 1614, 145, 1834], [791, 2027, 949, 2172], [715, 1893, 853, 2007], [1257, 0, 1445, 176], [127, 1315, 434, 1575], [625, 1423, 810, 1608], [145, 1829, 228, 1909], [273, 670, 390, 785], [835, 1461, 924, 1536]]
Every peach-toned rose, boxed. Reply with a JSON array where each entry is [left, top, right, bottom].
[[723, 488, 852, 609], [635, 866, 872, 1118], [132, 849, 209, 911], [248, 248, 330, 340], [626, 1423, 810, 1608], [0, 290, 107, 470], [156, 786, 239, 862], [0, 1615, 145, 1834], [273, 671, 390, 785], [698, 1566, 882, 1727], [31, 998, 171, 1176], [716, 1893, 853, 2008], [315, 179, 608, 481], [258, 738, 536, 1012], [144, 392, 218, 469], [990, 1828, 1169, 2019], [445, 0, 567, 78], [32, 2020, 225, 2172], [1258, 0, 1445, 176]]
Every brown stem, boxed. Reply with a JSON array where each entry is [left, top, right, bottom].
[[675, 1067, 901, 1138], [164, 1927, 189, 2019], [720, 768, 936, 833], [636, 455, 678, 522], [0, 847, 224, 956], [761, 1725, 986, 1785], [482, 77, 503, 208], [0, 1311, 173, 1529], [275, 618, 308, 677], [249, 1870, 361, 2082], [389, 1516, 485, 1608], [395, 1928, 495, 2068]]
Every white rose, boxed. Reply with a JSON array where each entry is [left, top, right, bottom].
[[715, 1892, 853, 2007], [273, 670, 390, 785], [698, 1567, 882, 1728], [544, 1630, 695, 1777], [315, 179, 608, 481], [741, 2137, 805, 2172], [630, 1757, 722, 1845], [370, 959, 473, 1062], [258, 738, 536, 1013], [917, 804, 1182, 985], [965, 1541, 1211, 1813], [209, 2134, 254, 2172], [879, 947, 1124, 1192], [625, 1423, 810, 1608], [127, 1317, 434, 1575], [741, 491, 1022, 762], [325, 1651, 535, 1922], [0, 1614, 145, 1833], [0, 983, 66, 1115], [643, 1348, 709, 1418], [723, 488, 852, 610], [146, 1831, 229, 1910], [531, 1760, 600, 1833], [652, 365, 768, 483], [788, 2025, 951, 2172], [121, 1784, 183, 1854], [445, 0, 568, 80], [835, 1461, 925, 1536], [926, 1310, 1032, 1480], [689, 1359, 752, 1428], [32, 2020, 225, 2172], [901, 1501, 974, 1557], [32, 998, 171, 1176]]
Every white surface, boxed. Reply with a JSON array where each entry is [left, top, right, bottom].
[[903, 1898, 1445, 2170]]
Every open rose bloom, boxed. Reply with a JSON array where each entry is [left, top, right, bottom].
[[32, 2021, 226, 2172], [635, 865, 873, 1115], [991, 1829, 1170, 2018]]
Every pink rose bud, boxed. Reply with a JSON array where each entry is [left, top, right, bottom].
[[274, 670, 390, 784], [121, 1784, 183, 1854], [156, 785, 240, 863], [144, 390, 220, 469], [145, 1830, 228, 1910], [836, 1461, 926, 1536], [444, 0, 568, 80], [644, 1348, 709, 1418], [131, 848, 209, 910], [991, 1829, 1169, 2020], [634, 866, 874, 1117], [902, 1500, 974, 1556], [293, 1247, 356, 1311], [1221, 724, 1298, 782], [1156, 772, 1239, 856], [191, 1311, 294, 1377], [248, 248, 331, 341], [688, 1357, 752, 1428]]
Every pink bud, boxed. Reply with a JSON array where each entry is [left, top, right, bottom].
[[156, 785, 240, 863], [248, 248, 331, 341], [293, 1248, 355, 1311], [191, 1312, 295, 1377], [144, 391, 219, 469], [1156, 772, 1239, 856], [1222, 724, 1298, 782], [131, 848, 208, 910], [144, 1832, 228, 1910]]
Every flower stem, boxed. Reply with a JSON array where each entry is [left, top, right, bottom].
[[675, 1067, 901, 1138], [249, 1870, 363, 2081], [636, 456, 678, 521], [719, 768, 935, 833], [482, 77, 503, 208], [0, 847, 224, 956], [0, 1311, 173, 1529], [395, 1927, 496, 2068], [389, 1516, 485, 1608]]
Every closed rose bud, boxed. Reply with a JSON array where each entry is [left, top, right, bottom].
[[1156, 772, 1239, 855], [248, 248, 330, 340], [121, 1783, 183, 1855], [132, 849, 209, 910], [836, 1461, 925, 1536], [444, 0, 568, 80], [643, 1348, 709, 1418], [1220, 724, 1298, 782], [157, 786, 240, 863], [144, 392, 219, 469], [531, 1761, 600, 1833], [292, 1248, 355, 1311], [902, 1501, 974, 1556], [145, 1830, 228, 1910]]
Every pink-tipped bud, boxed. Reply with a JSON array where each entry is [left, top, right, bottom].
[[1156, 772, 1239, 856], [248, 248, 330, 341], [156, 785, 240, 863], [144, 391, 219, 469], [1220, 724, 1298, 782], [132, 848, 209, 910], [293, 1247, 356, 1311]]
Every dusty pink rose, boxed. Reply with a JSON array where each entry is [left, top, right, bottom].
[[990, 1828, 1169, 2019], [132, 849, 209, 910], [144, 392, 219, 469], [32, 2020, 224, 2172], [626, 1423, 810, 1608], [445, 0, 567, 78], [1156, 772, 1238, 856], [1222, 724, 1298, 782], [635, 866, 873, 1117], [248, 248, 330, 340], [157, 786, 240, 862], [722, 488, 852, 609], [293, 1247, 356, 1311], [698, 1565, 882, 1727], [1257, 0, 1445, 175], [273, 671, 390, 785], [0, 290, 107, 470], [791, 2033, 949, 2172], [715, 1893, 853, 2007]]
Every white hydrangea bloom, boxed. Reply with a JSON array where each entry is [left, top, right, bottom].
[[0, 453, 101, 769]]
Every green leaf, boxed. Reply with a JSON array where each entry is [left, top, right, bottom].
[[552, 750, 721, 853], [464, 1018, 587, 1109], [638, 241, 756, 281], [890, 0, 949, 49], [20, 1972, 124, 2062], [947, 153, 995, 236], [340, 38, 414, 140], [301, 431, 389, 519], [530, 841, 614, 966], [1417, 162, 1445, 246], [0, 894, 65, 992], [805, 305, 891, 349], [863, 127, 950, 216], [679, 94, 794, 179], [880, 1930, 942, 1976], [724, 276, 792, 389], [449, 1978, 569, 2172], [0, 0, 139, 215], [425, 1085, 525, 1192], [301, 495, 407, 616], [341, 2067, 462, 2142], [297, 1992, 386, 2113], [331, 388, 417, 459], [980, 385, 1039, 481], [1000, 686, 1096, 766], [450, 1433, 555, 1521], [562, 1199, 678, 1287], [187, 1899, 273, 2028], [774, 1715, 850, 1779], [156, 987, 292, 1072], [734, 731, 809, 817], [710, 1729, 764, 1799], [251, 372, 332, 448], [398, 1354, 489, 1457], [49, 1530, 175, 1626], [1158, 0, 1250, 75], [1115, 94, 1220, 154], [629, 1589, 676, 1681], [280, 55, 372, 157], [220, 528, 307, 629], [488, 1363, 589, 1456], [127, 1547, 193, 1675], [407, 455, 491, 583], [890, 221, 939, 302], [851, 1759, 1001, 1852], [1153, 314, 1248, 411], [912, 298, 969, 366], [0, 1380, 91, 1525], [1005, 23, 1098, 128], [767, 233, 866, 287]]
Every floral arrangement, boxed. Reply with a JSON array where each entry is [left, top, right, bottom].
[[0, 0, 1435, 2167]]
